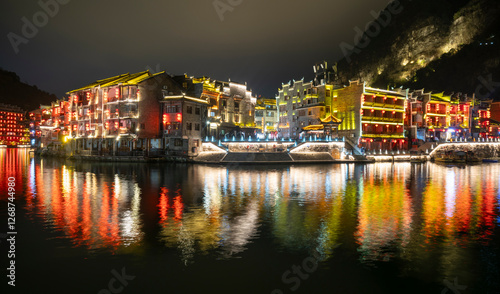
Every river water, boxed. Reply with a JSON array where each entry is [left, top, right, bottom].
[[1, 149, 499, 293]]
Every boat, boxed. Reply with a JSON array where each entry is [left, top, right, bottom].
[[434, 150, 466, 163], [482, 158, 499, 163]]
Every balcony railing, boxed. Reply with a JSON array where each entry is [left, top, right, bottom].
[[362, 116, 404, 124]]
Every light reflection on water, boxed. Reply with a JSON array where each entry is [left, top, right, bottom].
[[1, 149, 500, 291]]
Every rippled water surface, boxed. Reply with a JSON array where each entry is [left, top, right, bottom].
[[1, 149, 499, 293]]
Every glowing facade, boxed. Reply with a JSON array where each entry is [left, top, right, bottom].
[[65, 71, 184, 154], [332, 81, 408, 151], [160, 95, 209, 157], [174, 76, 257, 139]]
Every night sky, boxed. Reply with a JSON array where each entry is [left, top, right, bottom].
[[1, 0, 391, 98]]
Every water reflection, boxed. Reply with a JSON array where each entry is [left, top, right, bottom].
[[2, 149, 499, 269], [355, 166, 413, 263]]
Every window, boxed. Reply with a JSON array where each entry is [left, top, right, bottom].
[[195, 123, 200, 131], [187, 106, 193, 114], [174, 138, 183, 146], [234, 115, 239, 122], [195, 107, 200, 115], [234, 102, 239, 110], [140, 123, 145, 130], [186, 123, 192, 130]]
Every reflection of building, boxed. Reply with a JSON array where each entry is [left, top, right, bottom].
[[0, 103, 29, 146], [254, 98, 278, 137], [160, 95, 209, 157]]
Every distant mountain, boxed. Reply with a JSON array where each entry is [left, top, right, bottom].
[[336, 0, 500, 100], [0, 68, 57, 112]]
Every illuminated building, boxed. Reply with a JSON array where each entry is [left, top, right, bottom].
[[174, 76, 257, 139], [409, 90, 472, 143], [0, 103, 29, 147], [36, 99, 71, 149], [66, 70, 182, 154], [277, 62, 341, 140], [332, 81, 408, 151], [160, 95, 209, 157], [490, 102, 500, 138], [254, 98, 278, 137], [472, 100, 493, 139], [28, 107, 45, 147]]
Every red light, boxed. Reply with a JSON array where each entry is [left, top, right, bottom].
[[176, 113, 182, 122]]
